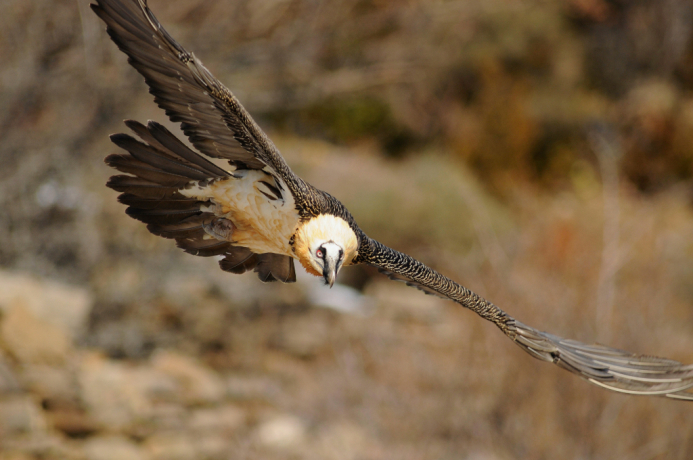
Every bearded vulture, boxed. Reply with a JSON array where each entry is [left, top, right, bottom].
[[92, 0, 693, 400]]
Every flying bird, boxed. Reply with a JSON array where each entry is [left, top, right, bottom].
[[92, 0, 693, 400]]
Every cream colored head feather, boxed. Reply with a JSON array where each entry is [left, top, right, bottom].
[[293, 214, 359, 278]]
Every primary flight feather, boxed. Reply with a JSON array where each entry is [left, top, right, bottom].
[[93, 0, 693, 400]]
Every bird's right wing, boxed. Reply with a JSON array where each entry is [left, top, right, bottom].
[[92, 0, 295, 181], [361, 237, 693, 400]]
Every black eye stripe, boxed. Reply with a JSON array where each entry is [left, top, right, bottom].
[[317, 245, 344, 259]]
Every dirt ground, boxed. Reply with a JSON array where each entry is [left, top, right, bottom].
[[1, 1, 693, 459]]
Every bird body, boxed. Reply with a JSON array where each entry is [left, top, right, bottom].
[[179, 168, 359, 280], [93, 0, 693, 400]]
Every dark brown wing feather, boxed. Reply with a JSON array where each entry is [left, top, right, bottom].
[[255, 253, 297, 283], [360, 237, 693, 400], [91, 0, 297, 180], [106, 121, 231, 257], [219, 247, 259, 275], [219, 248, 296, 283], [106, 119, 296, 282]]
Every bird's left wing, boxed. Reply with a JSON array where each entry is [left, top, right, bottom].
[[91, 0, 295, 181], [360, 237, 693, 400]]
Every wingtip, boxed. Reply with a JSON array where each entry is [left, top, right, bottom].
[[510, 320, 693, 400], [90, 3, 109, 24], [123, 119, 146, 130], [104, 153, 124, 166], [146, 119, 166, 132], [109, 132, 136, 145]]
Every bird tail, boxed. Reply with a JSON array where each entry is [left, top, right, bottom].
[[105, 119, 233, 256]]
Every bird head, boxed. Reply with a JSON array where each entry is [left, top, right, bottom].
[[308, 240, 344, 287], [293, 214, 358, 287]]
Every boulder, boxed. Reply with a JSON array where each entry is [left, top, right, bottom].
[[151, 351, 225, 405], [82, 435, 148, 460], [78, 352, 151, 431], [0, 395, 47, 435], [143, 432, 196, 460], [1, 304, 71, 365], [254, 414, 307, 450], [188, 404, 245, 433], [0, 270, 92, 340], [0, 350, 20, 393]]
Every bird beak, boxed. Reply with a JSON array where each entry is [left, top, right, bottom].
[[323, 255, 338, 288], [323, 265, 336, 288]]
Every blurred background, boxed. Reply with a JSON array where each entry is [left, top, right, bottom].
[[1, 0, 693, 458]]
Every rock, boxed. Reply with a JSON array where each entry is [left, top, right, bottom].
[[129, 366, 179, 402], [315, 421, 370, 460], [225, 374, 281, 402], [0, 350, 20, 393], [88, 319, 150, 359], [82, 435, 147, 460], [273, 313, 330, 358], [254, 414, 307, 450], [465, 449, 507, 460], [147, 403, 187, 431], [188, 404, 245, 433], [47, 407, 99, 438], [78, 352, 152, 430], [161, 274, 214, 309], [0, 454, 34, 460], [0, 270, 92, 339], [20, 364, 77, 403], [0, 431, 67, 460], [194, 434, 229, 459], [143, 432, 196, 460], [1, 304, 71, 365], [151, 351, 225, 405], [0, 395, 47, 434]]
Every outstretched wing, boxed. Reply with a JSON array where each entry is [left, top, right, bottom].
[[360, 237, 693, 400], [107, 119, 297, 283], [91, 0, 295, 181]]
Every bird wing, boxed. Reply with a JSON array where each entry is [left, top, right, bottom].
[[91, 0, 295, 181], [107, 119, 297, 283], [360, 237, 693, 400]]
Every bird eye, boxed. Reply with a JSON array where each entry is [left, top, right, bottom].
[[316, 248, 323, 258]]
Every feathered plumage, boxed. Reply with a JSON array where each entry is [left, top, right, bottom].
[[93, 0, 693, 400]]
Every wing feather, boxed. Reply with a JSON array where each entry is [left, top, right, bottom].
[[92, 0, 295, 178], [106, 119, 297, 284], [123, 120, 230, 178], [255, 253, 297, 283], [176, 237, 232, 257], [218, 248, 296, 283]]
